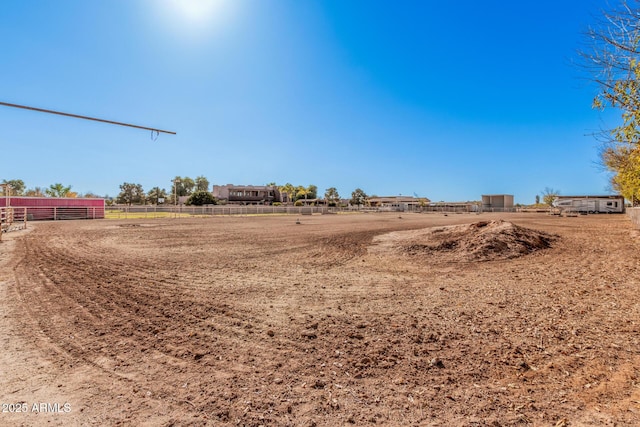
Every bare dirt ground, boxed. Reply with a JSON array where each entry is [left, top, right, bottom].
[[2, 212, 640, 426]]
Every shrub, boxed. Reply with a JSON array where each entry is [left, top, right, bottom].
[[186, 191, 218, 206]]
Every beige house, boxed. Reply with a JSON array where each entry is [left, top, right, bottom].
[[367, 196, 429, 208], [212, 184, 285, 205], [481, 194, 514, 212]]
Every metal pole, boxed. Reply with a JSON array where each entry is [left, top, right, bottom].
[[173, 179, 180, 218], [0, 101, 176, 135]]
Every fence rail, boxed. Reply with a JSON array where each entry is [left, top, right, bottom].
[[1, 207, 28, 238], [104, 204, 509, 218], [14, 206, 104, 221], [106, 205, 333, 218], [628, 207, 640, 228]]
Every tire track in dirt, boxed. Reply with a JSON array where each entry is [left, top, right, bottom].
[[6, 217, 457, 425], [13, 228, 240, 396], [5, 214, 640, 425], [10, 221, 327, 425]]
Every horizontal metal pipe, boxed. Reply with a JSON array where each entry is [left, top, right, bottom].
[[0, 101, 176, 135]]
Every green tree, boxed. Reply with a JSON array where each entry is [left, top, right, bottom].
[[25, 187, 45, 197], [324, 187, 340, 206], [603, 144, 640, 204], [295, 185, 309, 201], [186, 191, 218, 206], [542, 187, 560, 207], [1, 179, 25, 196], [182, 177, 195, 195], [307, 185, 317, 200], [45, 183, 73, 198], [535, 195, 540, 205], [195, 176, 210, 192], [582, 3, 640, 199], [350, 188, 368, 206], [117, 183, 145, 205], [171, 176, 196, 200], [81, 192, 102, 199], [290, 184, 317, 202], [279, 183, 296, 204], [147, 187, 168, 205]]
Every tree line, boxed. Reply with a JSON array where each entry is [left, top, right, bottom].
[[1, 177, 377, 208], [117, 176, 212, 206], [0, 179, 100, 198], [270, 184, 370, 207]]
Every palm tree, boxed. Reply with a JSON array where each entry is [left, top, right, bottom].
[[296, 186, 309, 201], [25, 187, 46, 197], [45, 183, 72, 197], [279, 183, 296, 204]]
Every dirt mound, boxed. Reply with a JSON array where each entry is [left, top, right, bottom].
[[377, 220, 558, 262]]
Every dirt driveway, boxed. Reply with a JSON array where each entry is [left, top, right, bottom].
[[1, 212, 640, 426]]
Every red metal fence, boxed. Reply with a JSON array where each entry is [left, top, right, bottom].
[[0, 197, 105, 220]]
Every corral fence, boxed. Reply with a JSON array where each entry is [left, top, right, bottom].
[[481, 207, 518, 213], [106, 205, 333, 218], [1, 207, 28, 238], [105, 204, 516, 218], [628, 207, 640, 228], [13, 206, 104, 221]]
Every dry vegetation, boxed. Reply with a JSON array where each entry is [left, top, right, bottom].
[[1, 212, 640, 426]]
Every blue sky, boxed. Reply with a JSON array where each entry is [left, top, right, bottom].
[[0, 0, 619, 203]]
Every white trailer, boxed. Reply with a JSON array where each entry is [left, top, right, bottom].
[[553, 196, 625, 214]]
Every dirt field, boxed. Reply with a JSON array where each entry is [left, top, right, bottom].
[[2, 212, 640, 426]]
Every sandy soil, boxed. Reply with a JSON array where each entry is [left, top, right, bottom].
[[1, 212, 640, 426]]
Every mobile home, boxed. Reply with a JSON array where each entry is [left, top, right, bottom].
[[553, 195, 625, 214]]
